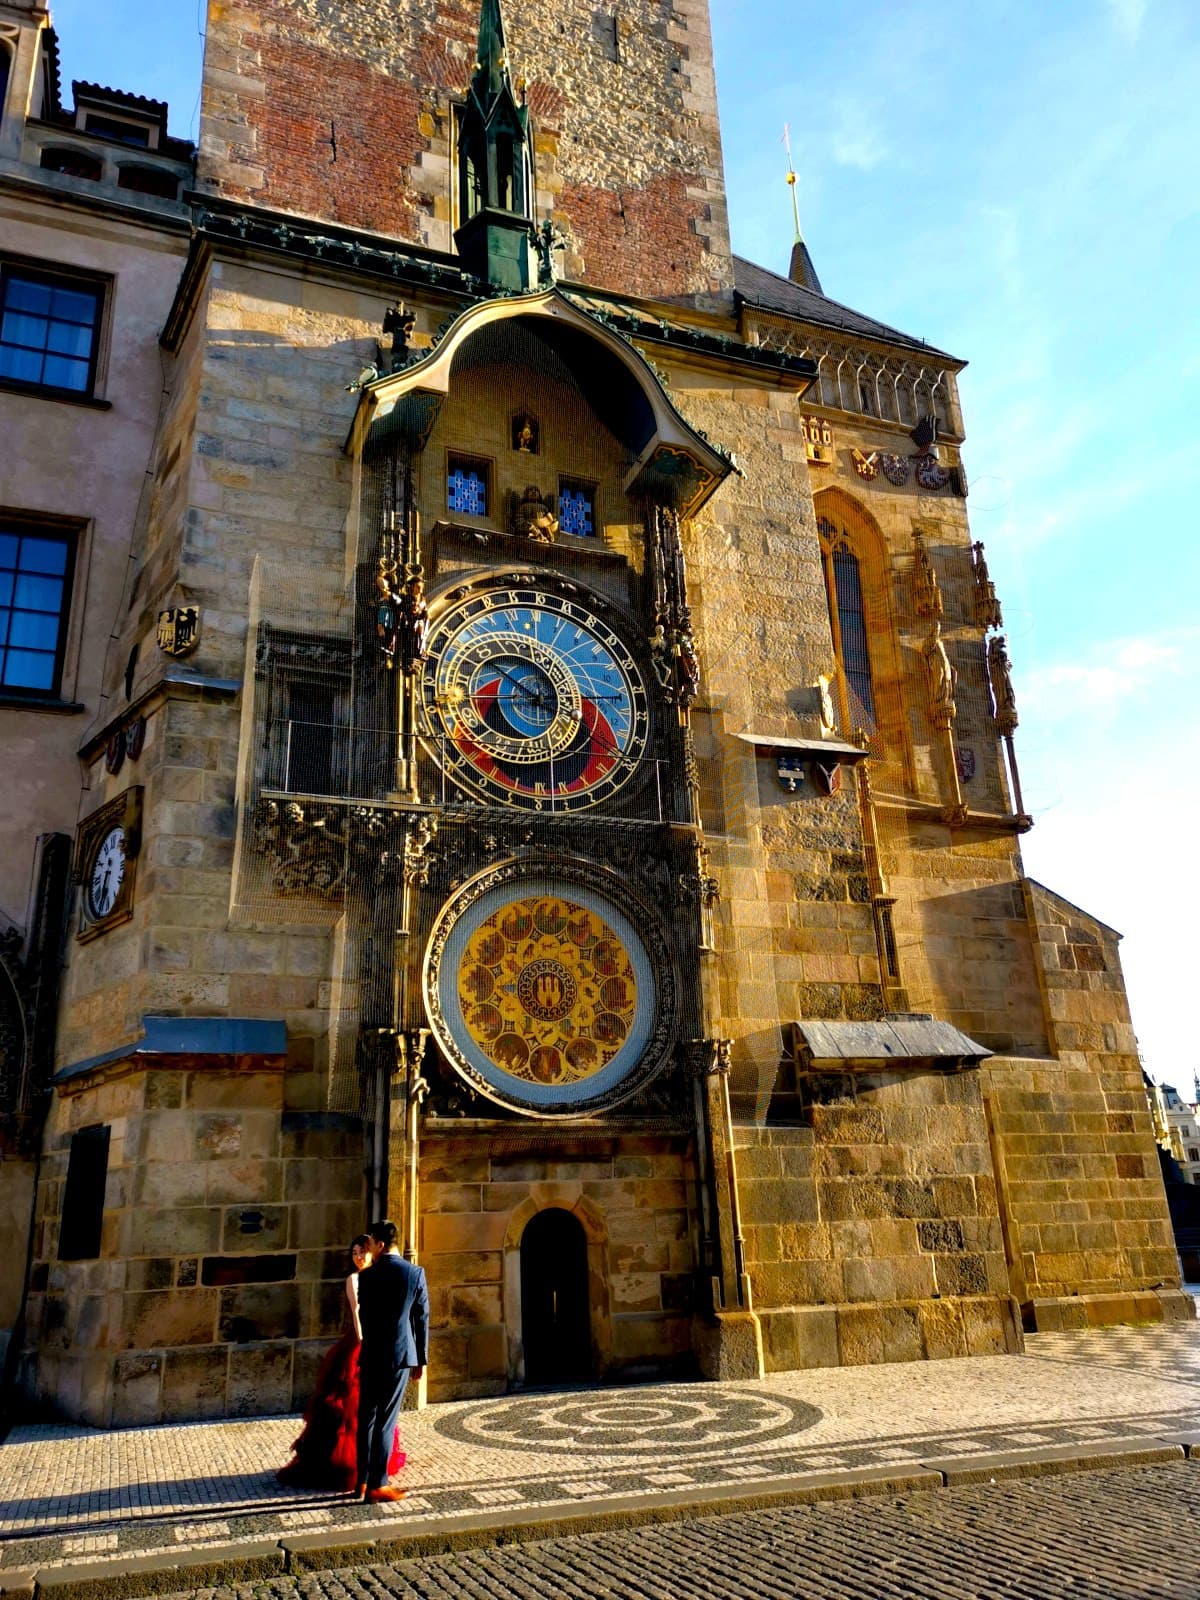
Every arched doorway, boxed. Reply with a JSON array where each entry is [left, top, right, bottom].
[[520, 1207, 592, 1386]]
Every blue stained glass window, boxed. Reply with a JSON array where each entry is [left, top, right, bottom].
[[0, 528, 73, 695], [558, 482, 596, 538], [447, 458, 489, 516], [0, 267, 102, 395]]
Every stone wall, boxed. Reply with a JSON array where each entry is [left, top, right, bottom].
[[980, 883, 1186, 1329], [735, 1071, 1020, 1371], [24, 1062, 365, 1425], [199, 0, 733, 302], [419, 1130, 697, 1399]]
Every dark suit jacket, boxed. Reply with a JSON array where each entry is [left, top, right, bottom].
[[358, 1252, 429, 1375]]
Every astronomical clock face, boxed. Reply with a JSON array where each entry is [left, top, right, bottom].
[[425, 869, 676, 1116], [421, 584, 650, 811]]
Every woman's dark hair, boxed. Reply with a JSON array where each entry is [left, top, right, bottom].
[[351, 1233, 372, 1262]]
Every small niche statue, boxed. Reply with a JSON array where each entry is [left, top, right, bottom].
[[378, 300, 416, 375], [398, 576, 429, 674], [513, 485, 559, 543], [375, 555, 400, 668]]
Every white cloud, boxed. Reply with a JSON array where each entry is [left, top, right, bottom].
[[1105, 0, 1149, 40], [1032, 634, 1189, 709], [829, 100, 889, 170]]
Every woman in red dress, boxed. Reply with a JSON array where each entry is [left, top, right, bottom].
[[279, 1235, 406, 1490]]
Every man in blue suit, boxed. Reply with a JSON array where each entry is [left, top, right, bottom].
[[356, 1219, 429, 1502]]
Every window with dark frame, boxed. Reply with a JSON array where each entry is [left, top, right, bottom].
[[818, 514, 876, 725], [257, 626, 352, 798], [0, 525, 76, 696], [558, 478, 597, 538], [83, 112, 151, 147], [0, 264, 103, 395], [447, 454, 490, 517], [59, 1124, 110, 1261]]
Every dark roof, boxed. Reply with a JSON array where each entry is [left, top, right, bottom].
[[733, 255, 960, 363], [41, 29, 63, 117], [72, 80, 169, 119]]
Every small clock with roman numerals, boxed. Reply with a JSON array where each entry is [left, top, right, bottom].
[[74, 787, 142, 941]]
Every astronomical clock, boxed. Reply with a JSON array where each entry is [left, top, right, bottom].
[[409, 560, 694, 1122], [420, 580, 651, 813]]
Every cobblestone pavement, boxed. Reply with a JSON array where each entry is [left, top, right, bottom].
[[2, 1322, 1199, 1574], [152, 1462, 1200, 1600]]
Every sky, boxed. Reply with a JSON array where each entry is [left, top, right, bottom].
[[45, 0, 1200, 1087]]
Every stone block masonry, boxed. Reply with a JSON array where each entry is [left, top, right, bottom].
[[199, 0, 733, 302], [23, 1065, 368, 1426]]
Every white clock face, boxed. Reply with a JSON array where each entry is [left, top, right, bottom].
[[88, 827, 126, 919]]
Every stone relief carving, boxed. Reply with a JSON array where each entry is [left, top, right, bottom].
[[911, 530, 944, 620], [922, 621, 957, 728], [987, 634, 1019, 734], [971, 541, 1003, 631]]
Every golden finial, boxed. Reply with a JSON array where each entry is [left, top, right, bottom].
[[782, 123, 802, 244]]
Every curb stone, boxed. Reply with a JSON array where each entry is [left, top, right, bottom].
[[8, 1443, 1199, 1599]]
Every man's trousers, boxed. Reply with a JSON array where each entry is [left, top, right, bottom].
[[357, 1361, 410, 1490]]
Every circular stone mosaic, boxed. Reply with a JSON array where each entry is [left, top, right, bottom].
[[433, 1385, 822, 1458], [427, 874, 666, 1115]]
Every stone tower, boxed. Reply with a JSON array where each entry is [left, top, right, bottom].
[[9, 0, 1186, 1425], [199, 0, 733, 303]]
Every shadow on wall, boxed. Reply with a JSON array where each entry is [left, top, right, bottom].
[[914, 881, 1048, 1057]]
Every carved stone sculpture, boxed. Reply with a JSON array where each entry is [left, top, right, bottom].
[[922, 621, 957, 727], [911, 530, 943, 619], [971, 541, 1003, 631], [513, 485, 559, 542], [378, 300, 415, 374], [988, 633, 1019, 734]]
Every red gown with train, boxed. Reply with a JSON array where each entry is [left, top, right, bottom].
[[278, 1314, 405, 1490]]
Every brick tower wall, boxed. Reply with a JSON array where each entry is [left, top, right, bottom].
[[199, 0, 733, 302]]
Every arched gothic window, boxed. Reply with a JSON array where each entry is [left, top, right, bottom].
[[818, 514, 875, 726]]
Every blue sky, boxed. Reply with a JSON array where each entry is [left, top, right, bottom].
[[48, 0, 1199, 1086]]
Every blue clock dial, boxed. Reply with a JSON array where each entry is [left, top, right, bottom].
[[422, 585, 651, 811]]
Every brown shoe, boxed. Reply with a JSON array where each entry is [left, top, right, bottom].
[[365, 1487, 406, 1504]]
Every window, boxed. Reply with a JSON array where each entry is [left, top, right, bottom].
[[0, 264, 103, 395], [83, 112, 150, 147], [282, 679, 341, 795], [1190, 1148, 1199, 1163], [447, 454, 490, 517], [257, 626, 351, 797], [117, 164, 178, 200], [818, 514, 875, 724], [0, 525, 76, 695], [558, 479, 597, 538], [40, 147, 103, 182], [59, 1124, 110, 1261]]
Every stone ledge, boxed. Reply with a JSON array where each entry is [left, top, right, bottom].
[[30, 1538, 284, 1600], [922, 1438, 1186, 1486], [287, 1465, 944, 1571], [14, 1447, 1197, 1597]]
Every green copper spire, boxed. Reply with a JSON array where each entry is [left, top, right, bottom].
[[455, 0, 536, 291], [473, 0, 510, 107]]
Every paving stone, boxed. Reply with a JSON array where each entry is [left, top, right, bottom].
[[136, 1463, 1200, 1600], [2, 1319, 1199, 1586]]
